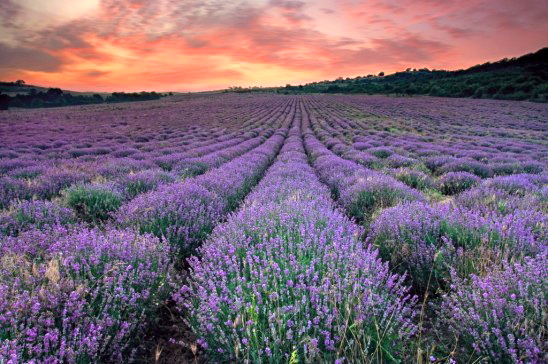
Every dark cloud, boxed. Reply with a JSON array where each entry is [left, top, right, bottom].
[[0, 0, 21, 19], [371, 36, 449, 62], [0, 42, 63, 72], [269, 0, 306, 10], [434, 23, 476, 38], [185, 37, 209, 48], [0, 0, 23, 31], [85, 70, 110, 77]]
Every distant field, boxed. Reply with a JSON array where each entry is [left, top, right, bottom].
[[0, 94, 546, 363]]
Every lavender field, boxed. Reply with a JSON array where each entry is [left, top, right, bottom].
[[0, 94, 546, 363]]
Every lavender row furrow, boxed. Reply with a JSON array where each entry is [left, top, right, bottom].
[[177, 106, 417, 362], [303, 98, 546, 289], [0, 93, 546, 363], [0, 95, 295, 362], [302, 100, 424, 224], [115, 99, 296, 256], [0, 98, 292, 235], [0, 96, 290, 210], [303, 96, 547, 362], [310, 95, 546, 176]]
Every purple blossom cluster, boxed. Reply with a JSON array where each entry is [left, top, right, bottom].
[[177, 121, 417, 362], [456, 185, 546, 216], [0, 200, 76, 236], [0, 226, 170, 363], [0, 177, 32, 210], [368, 201, 546, 293], [0, 94, 546, 362], [438, 171, 480, 195], [116, 106, 292, 255], [438, 254, 547, 363]]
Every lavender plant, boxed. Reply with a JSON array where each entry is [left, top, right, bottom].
[[339, 172, 424, 223], [64, 183, 124, 223], [438, 172, 480, 195], [483, 174, 544, 196], [368, 146, 393, 159], [0, 227, 171, 363], [116, 181, 223, 255], [177, 130, 417, 363], [0, 200, 76, 236], [32, 170, 91, 200], [115, 169, 176, 199], [0, 177, 32, 210], [368, 201, 546, 293], [440, 159, 492, 178], [456, 186, 546, 215], [394, 168, 436, 191], [438, 254, 547, 363]]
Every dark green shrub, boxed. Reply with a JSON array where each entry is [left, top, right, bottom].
[[64, 184, 123, 223]]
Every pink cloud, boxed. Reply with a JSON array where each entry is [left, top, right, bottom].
[[0, 0, 546, 91]]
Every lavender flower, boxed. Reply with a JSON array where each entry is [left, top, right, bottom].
[[0, 177, 33, 210], [368, 201, 545, 293], [177, 125, 417, 363], [438, 172, 480, 195], [0, 200, 76, 236], [438, 254, 547, 363], [0, 226, 171, 363]]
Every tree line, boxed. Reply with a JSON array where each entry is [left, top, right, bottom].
[[0, 86, 172, 110], [275, 47, 548, 102]]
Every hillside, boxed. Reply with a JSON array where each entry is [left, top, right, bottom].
[[277, 47, 548, 102], [0, 81, 172, 110], [0, 81, 111, 97]]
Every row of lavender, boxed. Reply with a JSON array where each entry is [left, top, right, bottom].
[[177, 114, 418, 362], [0, 94, 546, 362], [0, 96, 296, 361], [0, 96, 292, 234], [305, 96, 545, 189], [301, 96, 547, 362]]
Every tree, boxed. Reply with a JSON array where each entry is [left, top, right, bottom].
[[15, 80, 25, 85], [0, 93, 10, 110], [47, 88, 63, 97], [378, 72, 385, 77]]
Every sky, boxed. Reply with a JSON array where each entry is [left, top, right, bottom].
[[1, 0, 547, 92]]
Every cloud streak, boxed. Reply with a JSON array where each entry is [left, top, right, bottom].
[[1, 0, 546, 91]]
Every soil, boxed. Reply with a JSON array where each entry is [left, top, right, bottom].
[[134, 299, 206, 364]]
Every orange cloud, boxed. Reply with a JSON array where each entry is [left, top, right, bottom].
[[0, 0, 546, 91]]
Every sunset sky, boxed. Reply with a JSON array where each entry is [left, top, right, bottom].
[[1, 0, 547, 92]]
